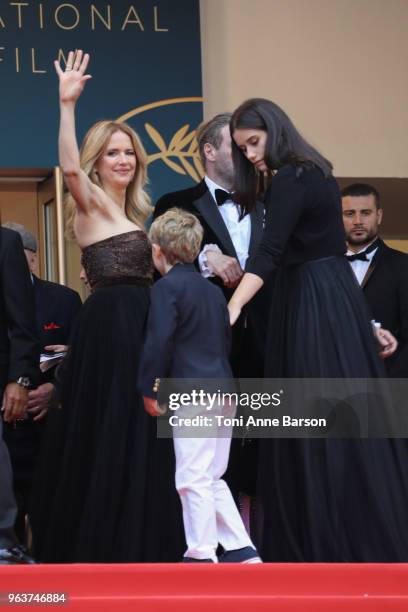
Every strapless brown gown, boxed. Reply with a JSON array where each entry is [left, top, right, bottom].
[[31, 232, 185, 562]]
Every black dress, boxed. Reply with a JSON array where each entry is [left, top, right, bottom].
[[31, 231, 185, 562], [246, 164, 408, 561]]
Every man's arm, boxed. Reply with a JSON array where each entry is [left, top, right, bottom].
[[1, 232, 40, 420], [2, 232, 40, 383]]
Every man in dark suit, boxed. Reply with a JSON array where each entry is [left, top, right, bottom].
[[0, 227, 40, 563], [342, 183, 408, 376], [154, 113, 265, 377], [2, 222, 81, 543]]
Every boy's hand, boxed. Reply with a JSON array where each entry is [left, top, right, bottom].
[[143, 396, 167, 417]]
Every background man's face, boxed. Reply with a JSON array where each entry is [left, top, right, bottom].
[[24, 249, 38, 274], [213, 125, 234, 185], [342, 194, 383, 247]]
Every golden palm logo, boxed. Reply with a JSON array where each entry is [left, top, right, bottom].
[[144, 123, 203, 182], [118, 97, 204, 183]]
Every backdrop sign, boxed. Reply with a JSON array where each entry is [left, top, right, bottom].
[[0, 0, 203, 198]]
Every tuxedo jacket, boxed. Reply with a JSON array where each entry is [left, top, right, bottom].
[[138, 263, 232, 399], [154, 179, 264, 301], [0, 228, 40, 393], [33, 276, 81, 352], [154, 180, 267, 377], [361, 239, 408, 377]]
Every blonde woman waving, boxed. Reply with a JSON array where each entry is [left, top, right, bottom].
[[31, 51, 184, 563]]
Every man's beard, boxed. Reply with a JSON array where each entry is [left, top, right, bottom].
[[347, 229, 378, 247], [215, 161, 234, 190]]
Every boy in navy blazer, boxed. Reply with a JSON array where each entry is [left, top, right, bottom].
[[139, 209, 261, 564]]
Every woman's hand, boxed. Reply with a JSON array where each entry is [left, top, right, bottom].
[[374, 326, 398, 359], [227, 273, 264, 325], [54, 50, 92, 104], [228, 299, 242, 326]]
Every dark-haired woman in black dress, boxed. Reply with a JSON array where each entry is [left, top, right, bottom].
[[228, 97, 408, 562]]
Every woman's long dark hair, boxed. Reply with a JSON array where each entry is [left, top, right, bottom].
[[230, 98, 333, 211]]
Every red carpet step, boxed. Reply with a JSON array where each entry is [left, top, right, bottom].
[[1, 563, 408, 611]]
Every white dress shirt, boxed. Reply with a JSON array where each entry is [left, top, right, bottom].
[[347, 246, 378, 286], [198, 176, 251, 277]]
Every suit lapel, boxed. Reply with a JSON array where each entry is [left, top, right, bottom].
[[361, 240, 385, 289], [193, 189, 238, 258]]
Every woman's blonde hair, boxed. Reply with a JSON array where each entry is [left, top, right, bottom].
[[65, 120, 152, 237], [149, 208, 203, 265]]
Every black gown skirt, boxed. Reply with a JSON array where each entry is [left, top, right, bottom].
[[257, 256, 408, 562], [31, 284, 185, 563]]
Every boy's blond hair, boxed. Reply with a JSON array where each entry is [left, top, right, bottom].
[[149, 208, 204, 265]]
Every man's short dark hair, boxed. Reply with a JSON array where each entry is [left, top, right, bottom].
[[341, 183, 381, 209], [196, 113, 232, 167]]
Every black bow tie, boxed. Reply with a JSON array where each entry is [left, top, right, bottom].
[[346, 238, 381, 262], [347, 252, 369, 262], [215, 189, 233, 207]]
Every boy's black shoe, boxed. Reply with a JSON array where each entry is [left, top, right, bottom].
[[219, 546, 262, 564]]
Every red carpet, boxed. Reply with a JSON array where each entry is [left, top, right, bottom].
[[1, 563, 408, 610]]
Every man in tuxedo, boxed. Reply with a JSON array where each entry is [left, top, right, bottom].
[[0, 227, 40, 563], [342, 183, 408, 376], [2, 222, 81, 543], [154, 113, 265, 378]]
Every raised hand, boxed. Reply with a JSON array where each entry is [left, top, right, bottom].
[[54, 50, 92, 103]]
